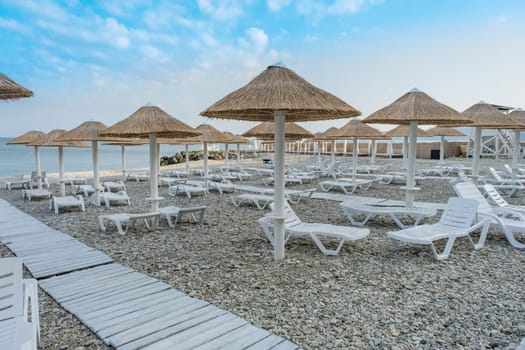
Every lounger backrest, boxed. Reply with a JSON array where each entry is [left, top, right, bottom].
[[453, 182, 493, 215], [269, 202, 302, 228], [439, 197, 479, 228], [482, 184, 509, 208], [489, 167, 503, 181], [0, 257, 23, 320], [503, 164, 513, 175]]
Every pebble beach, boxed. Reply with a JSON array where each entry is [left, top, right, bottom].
[[1, 156, 524, 350]]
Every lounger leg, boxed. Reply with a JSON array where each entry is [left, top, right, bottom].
[[502, 227, 525, 249], [431, 237, 456, 260], [98, 217, 108, 232], [470, 219, 490, 250], [197, 209, 205, 225], [116, 220, 127, 235], [310, 233, 345, 256], [389, 237, 407, 250], [164, 214, 175, 228]]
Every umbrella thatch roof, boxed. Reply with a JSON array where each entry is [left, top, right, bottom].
[[329, 119, 385, 139], [157, 137, 202, 145], [509, 108, 525, 126], [223, 132, 251, 144], [460, 102, 525, 129], [7, 130, 47, 145], [200, 65, 361, 122], [193, 124, 234, 143], [102, 138, 149, 146], [30, 129, 89, 147], [0, 73, 33, 100], [100, 106, 201, 138], [363, 88, 470, 126], [313, 127, 339, 141], [384, 125, 430, 137], [426, 126, 466, 137], [57, 121, 111, 141], [242, 122, 313, 140]]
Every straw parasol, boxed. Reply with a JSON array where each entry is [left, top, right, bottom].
[[508, 108, 525, 174], [201, 64, 360, 260], [187, 124, 234, 186], [103, 138, 148, 180], [242, 121, 313, 140], [100, 105, 200, 212], [223, 132, 251, 168], [329, 119, 385, 180], [7, 130, 47, 189], [426, 126, 466, 165], [30, 129, 89, 196], [0, 73, 33, 100], [313, 127, 340, 162], [57, 121, 112, 206], [458, 101, 525, 183], [363, 88, 470, 207], [384, 125, 430, 169]]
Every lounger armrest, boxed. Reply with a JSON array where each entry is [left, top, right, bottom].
[[22, 278, 40, 342], [492, 207, 525, 220]]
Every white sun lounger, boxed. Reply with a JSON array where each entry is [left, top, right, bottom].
[[231, 193, 274, 210], [3, 175, 29, 190], [454, 181, 525, 249], [50, 195, 85, 214], [319, 179, 371, 194], [483, 184, 525, 214], [208, 180, 236, 194], [126, 173, 149, 182], [257, 203, 370, 255], [387, 198, 490, 260], [22, 189, 52, 201], [159, 205, 206, 228], [0, 257, 40, 350], [99, 190, 131, 208], [263, 176, 303, 186], [339, 199, 437, 228], [159, 177, 186, 186], [102, 180, 126, 192], [98, 212, 161, 235], [168, 181, 207, 199], [71, 184, 95, 197]]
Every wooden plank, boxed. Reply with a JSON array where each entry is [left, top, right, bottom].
[[191, 324, 269, 350], [114, 307, 229, 350], [271, 340, 300, 350], [40, 264, 128, 288], [245, 335, 286, 350]]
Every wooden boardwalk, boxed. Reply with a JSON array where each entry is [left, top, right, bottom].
[[0, 199, 300, 349]]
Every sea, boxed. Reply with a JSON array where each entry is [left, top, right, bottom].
[[0, 137, 251, 177]]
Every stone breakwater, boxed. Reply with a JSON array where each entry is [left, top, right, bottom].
[[0, 157, 524, 349], [160, 150, 257, 166]]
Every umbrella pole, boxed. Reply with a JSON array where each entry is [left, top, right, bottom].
[[439, 136, 445, 165], [92, 141, 100, 206], [402, 136, 408, 169], [472, 126, 481, 184], [331, 140, 336, 165], [273, 110, 286, 261], [121, 145, 126, 180], [225, 143, 229, 169], [352, 136, 357, 181], [512, 130, 520, 179], [405, 121, 418, 207], [370, 140, 377, 164], [317, 141, 321, 162], [33, 146, 42, 190], [185, 144, 189, 175], [236, 144, 241, 165], [149, 134, 160, 213], [204, 142, 208, 188], [58, 146, 65, 196]]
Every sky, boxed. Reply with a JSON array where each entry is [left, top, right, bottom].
[[1, 0, 525, 137]]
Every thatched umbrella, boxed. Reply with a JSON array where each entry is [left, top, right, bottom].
[[329, 119, 384, 180], [314, 127, 341, 162], [0, 73, 33, 100], [509, 108, 525, 174], [363, 88, 470, 207], [158, 137, 202, 175], [103, 139, 148, 180], [7, 130, 47, 189], [57, 121, 111, 206], [201, 64, 360, 260], [187, 124, 234, 186], [100, 106, 200, 212], [458, 101, 525, 182], [384, 124, 430, 169], [32, 129, 89, 196], [426, 126, 466, 165], [223, 132, 251, 168]]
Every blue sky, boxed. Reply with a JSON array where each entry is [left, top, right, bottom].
[[1, 0, 524, 137]]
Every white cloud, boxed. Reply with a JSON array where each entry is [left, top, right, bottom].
[[140, 45, 170, 63], [100, 0, 144, 17], [297, 0, 382, 16], [494, 15, 508, 24], [304, 34, 318, 42], [197, 0, 244, 21], [246, 27, 269, 52], [131, 29, 178, 46], [267, 0, 292, 11], [0, 18, 31, 34], [102, 18, 131, 49], [5, 0, 70, 21]]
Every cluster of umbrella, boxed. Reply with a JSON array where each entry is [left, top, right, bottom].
[[4, 68, 525, 261]]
